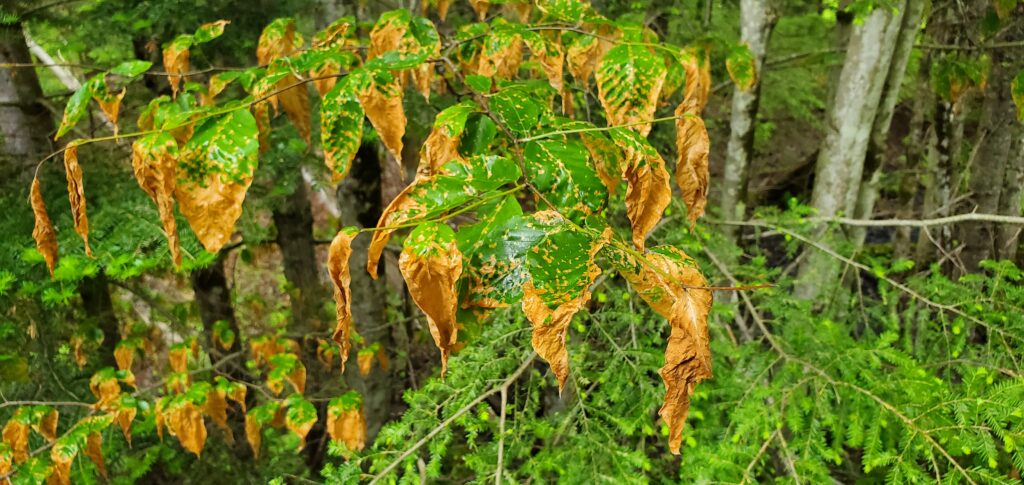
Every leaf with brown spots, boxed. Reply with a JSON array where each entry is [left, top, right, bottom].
[[477, 20, 523, 80], [32, 408, 58, 442], [595, 44, 667, 136], [257, 19, 311, 142], [114, 396, 138, 445], [613, 245, 712, 454], [49, 437, 76, 485], [524, 31, 565, 92], [89, 368, 121, 410], [609, 128, 671, 250], [674, 110, 709, 225], [520, 212, 608, 391], [399, 222, 463, 376], [326, 391, 366, 452], [328, 227, 358, 371], [469, 0, 491, 20], [132, 133, 182, 266], [63, 141, 92, 257], [2, 410, 29, 464], [30, 178, 58, 277]]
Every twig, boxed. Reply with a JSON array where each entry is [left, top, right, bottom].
[[495, 384, 508, 485], [369, 352, 537, 485], [806, 212, 1024, 227]]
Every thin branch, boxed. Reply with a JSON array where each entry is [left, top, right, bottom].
[[807, 212, 1024, 227], [369, 352, 537, 485], [495, 384, 509, 485]]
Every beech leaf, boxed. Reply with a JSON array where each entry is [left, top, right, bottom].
[[30, 178, 58, 277]]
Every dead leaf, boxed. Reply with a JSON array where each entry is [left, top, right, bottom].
[[115, 405, 137, 445], [48, 440, 75, 485], [30, 178, 59, 277], [63, 142, 92, 257], [114, 345, 134, 371], [674, 111, 709, 225], [72, 335, 88, 369], [95, 88, 126, 135], [525, 33, 565, 92], [326, 395, 366, 452], [618, 246, 712, 454], [357, 349, 374, 376], [163, 41, 189, 98], [34, 409, 58, 442], [328, 228, 358, 372], [469, 0, 490, 21], [205, 389, 233, 443], [358, 77, 406, 166], [89, 372, 120, 410], [399, 223, 463, 377], [2, 418, 28, 464], [85, 432, 106, 478], [174, 167, 255, 254], [166, 401, 207, 457], [168, 346, 189, 373], [679, 47, 711, 115], [133, 134, 181, 266], [478, 31, 523, 81], [245, 414, 262, 459], [614, 132, 672, 250]]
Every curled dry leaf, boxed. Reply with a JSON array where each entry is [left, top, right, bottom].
[[357, 348, 374, 376], [63, 142, 92, 257], [2, 418, 29, 464], [358, 77, 406, 165], [163, 38, 190, 98], [168, 346, 189, 373], [166, 401, 207, 457], [35, 409, 58, 442], [477, 27, 523, 81], [114, 344, 134, 371], [525, 33, 565, 92], [674, 111, 710, 225], [132, 133, 181, 267], [611, 129, 672, 250], [115, 405, 137, 445], [399, 223, 463, 377], [244, 414, 262, 459], [86, 432, 107, 478], [328, 228, 358, 372], [30, 178, 58, 277], [89, 372, 121, 410], [205, 388, 233, 443], [679, 47, 711, 115], [72, 335, 88, 369], [618, 246, 712, 454]]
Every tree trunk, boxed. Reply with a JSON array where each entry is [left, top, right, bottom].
[[0, 18, 54, 186], [79, 271, 121, 365], [718, 0, 776, 239], [190, 256, 242, 358], [852, 0, 926, 248], [958, 53, 1021, 272], [794, 4, 904, 300], [273, 180, 327, 329]]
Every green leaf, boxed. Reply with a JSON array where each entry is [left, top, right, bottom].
[[491, 85, 542, 135], [110, 60, 153, 77], [193, 20, 229, 44], [524, 214, 601, 310], [55, 77, 100, 139], [405, 222, 458, 258], [180, 109, 259, 183], [595, 43, 667, 132], [726, 43, 757, 91], [465, 74, 492, 93], [523, 139, 607, 222], [458, 114, 497, 155], [321, 80, 365, 181], [328, 390, 363, 412], [536, 0, 592, 23], [433, 100, 477, 136], [1012, 69, 1024, 122]]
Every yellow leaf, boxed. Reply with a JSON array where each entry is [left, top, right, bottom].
[[618, 247, 712, 454], [357, 349, 374, 377], [326, 398, 366, 453], [163, 42, 189, 98], [114, 344, 135, 371], [167, 401, 207, 457], [359, 77, 406, 165], [34, 409, 58, 442], [526, 33, 565, 92], [63, 142, 92, 257], [245, 413, 261, 459], [30, 178, 58, 277], [173, 169, 255, 254], [399, 223, 463, 377], [89, 373, 120, 410], [478, 31, 523, 81], [85, 432, 106, 479], [72, 335, 88, 369], [95, 88, 126, 135], [2, 418, 29, 464], [115, 406, 137, 445], [674, 112, 710, 225], [614, 132, 672, 250], [205, 389, 234, 444], [328, 229, 358, 372], [168, 346, 189, 373], [227, 383, 247, 414], [469, 0, 490, 21]]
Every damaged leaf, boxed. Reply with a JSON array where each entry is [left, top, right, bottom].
[[674, 111, 710, 225], [609, 128, 671, 250], [595, 44, 666, 136], [328, 227, 359, 371], [132, 133, 182, 266], [30, 178, 58, 277], [63, 141, 92, 257]]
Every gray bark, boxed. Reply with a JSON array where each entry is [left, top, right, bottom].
[[852, 0, 927, 248], [0, 19, 54, 186], [795, 4, 904, 300], [718, 0, 776, 239]]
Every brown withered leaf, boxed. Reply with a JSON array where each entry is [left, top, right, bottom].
[[244, 413, 261, 459], [34, 409, 58, 442], [2, 418, 29, 464], [525, 33, 565, 92], [89, 372, 120, 410], [115, 406, 137, 445], [85, 432, 107, 478], [679, 47, 711, 115], [168, 346, 189, 373], [167, 401, 207, 457], [114, 345, 134, 371], [49, 440, 75, 485], [63, 142, 92, 257], [279, 75, 312, 143], [95, 88, 126, 135], [328, 228, 358, 372], [674, 111, 710, 225], [326, 394, 366, 452], [227, 383, 247, 414], [163, 41, 189, 98], [359, 77, 406, 165], [72, 335, 88, 369], [132, 133, 181, 266], [30, 178, 59, 277], [357, 349, 374, 377], [0, 447, 12, 482], [478, 30, 523, 81], [612, 130, 672, 250], [205, 389, 234, 443], [469, 0, 490, 20], [173, 167, 255, 254], [288, 363, 307, 395], [399, 223, 463, 377], [618, 246, 712, 454]]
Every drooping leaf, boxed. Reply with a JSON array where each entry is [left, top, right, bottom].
[[55, 77, 99, 139], [63, 141, 92, 257], [523, 138, 607, 222], [257, 18, 311, 142], [320, 80, 364, 183], [165, 399, 207, 457], [520, 212, 608, 391], [175, 109, 259, 252], [523, 30, 565, 92], [399, 222, 463, 376], [193, 20, 229, 44], [674, 112, 710, 225], [1, 410, 29, 464], [132, 133, 182, 266], [284, 395, 317, 450], [367, 154, 521, 278], [113, 395, 138, 445], [328, 227, 359, 372], [469, 0, 491, 21], [326, 392, 366, 452], [679, 46, 712, 115], [113, 341, 135, 371], [358, 73, 406, 165], [163, 35, 193, 98], [578, 129, 623, 195], [595, 44, 666, 136], [610, 128, 671, 250], [49, 435, 76, 485], [612, 245, 712, 454], [94, 87, 126, 134], [267, 353, 306, 395], [456, 196, 525, 309], [30, 178, 58, 277], [419, 101, 476, 176], [85, 432, 106, 478], [725, 43, 757, 92], [32, 408, 58, 442], [204, 387, 233, 443]]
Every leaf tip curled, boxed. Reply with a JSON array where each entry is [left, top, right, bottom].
[[399, 223, 462, 376], [328, 227, 359, 370], [30, 177, 59, 277]]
